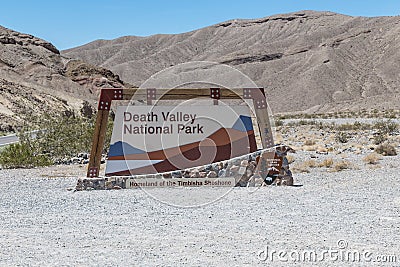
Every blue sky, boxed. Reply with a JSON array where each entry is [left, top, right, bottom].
[[1, 0, 400, 50]]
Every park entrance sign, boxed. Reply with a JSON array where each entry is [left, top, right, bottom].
[[83, 87, 290, 190], [86, 88, 275, 178], [105, 105, 257, 176]]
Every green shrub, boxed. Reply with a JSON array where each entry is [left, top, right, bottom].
[[36, 115, 93, 157], [0, 143, 51, 168], [0, 111, 113, 168]]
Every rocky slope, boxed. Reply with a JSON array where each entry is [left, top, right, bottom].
[[63, 11, 400, 114], [0, 26, 126, 132]]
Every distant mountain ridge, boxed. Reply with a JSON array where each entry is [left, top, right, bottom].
[[63, 10, 400, 113]]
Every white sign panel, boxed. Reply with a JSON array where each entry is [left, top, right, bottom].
[[106, 105, 256, 176]]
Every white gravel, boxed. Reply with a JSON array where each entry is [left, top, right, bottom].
[[0, 154, 399, 266]]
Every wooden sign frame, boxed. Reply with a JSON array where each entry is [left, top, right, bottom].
[[87, 88, 274, 178]]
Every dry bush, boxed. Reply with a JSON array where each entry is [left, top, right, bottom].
[[275, 133, 284, 143], [319, 158, 334, 168], [303, 159, 317, 168], [375, 143, 397, 156], [332, 160, 351, 172], [292, 164, 310, 173], [367, 164, 382, 170], [354, 144, 365, 150], [304, 139, 316, 146], [291, 159, 319, 173], [373, 132, 387, 145], [286, 155, 295, 164], [302, 145, 318, 151], [363, 152, 382, 164], [316, 146, 328, 154]]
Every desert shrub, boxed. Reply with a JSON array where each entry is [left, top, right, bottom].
[[303, 145, 317, 151], [0, 111, 113, 168], [299, 120, 316, 126], [292, 164, 310, 173], [384, 110, 397, 119], [336, 123, 353, 131], [362, 152, 382, 164], [304, 139, 316, 146], [375, 143, 397, 156], [26, 114, 94, 159], [374, 120, 399, 135], [0, 142, 51, 168], [286, 155, 295, 164], [335, 132, 349, 143], [332, 160, 351, 172], [373, 132, 387, 145], [291, 159, 320, 173], [303, 159, 317, 168], [335, 121, 373, 131], [319, 158, 334, 168], [276, 114, 286, 120], [274, 119, 284, 127]]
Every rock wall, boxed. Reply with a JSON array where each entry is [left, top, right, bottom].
[[75, 144, 295, 190]]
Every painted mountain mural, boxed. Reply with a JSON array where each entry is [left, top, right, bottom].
[[105, 115, 256, 176]]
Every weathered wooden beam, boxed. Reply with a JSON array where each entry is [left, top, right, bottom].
[[86, 89, 121, 178], [122, 88, 244, 100], [87, 110, 109, 177]]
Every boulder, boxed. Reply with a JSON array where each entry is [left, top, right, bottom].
[[206, 171, 217, 178]]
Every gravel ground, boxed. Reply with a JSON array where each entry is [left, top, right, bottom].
[[283, 118, 400, 125], [0, 153, 399, 266]]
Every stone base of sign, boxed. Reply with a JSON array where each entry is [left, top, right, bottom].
[[75, 144, 295, 191]]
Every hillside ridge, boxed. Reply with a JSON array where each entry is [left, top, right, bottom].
[[62, 10, 400, 113]]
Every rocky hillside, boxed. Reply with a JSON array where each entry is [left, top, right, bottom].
[[0, 26, 126, 132], [63, 11, 400, 114]]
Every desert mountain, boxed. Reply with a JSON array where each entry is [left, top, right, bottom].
[[0, 26, 126, 132], [63, 11, 400, 114]]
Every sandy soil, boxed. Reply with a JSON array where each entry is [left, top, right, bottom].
[[0, 152, 399, 266]]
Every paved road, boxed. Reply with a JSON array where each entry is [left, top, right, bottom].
[[0, 134, 19, 147]]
